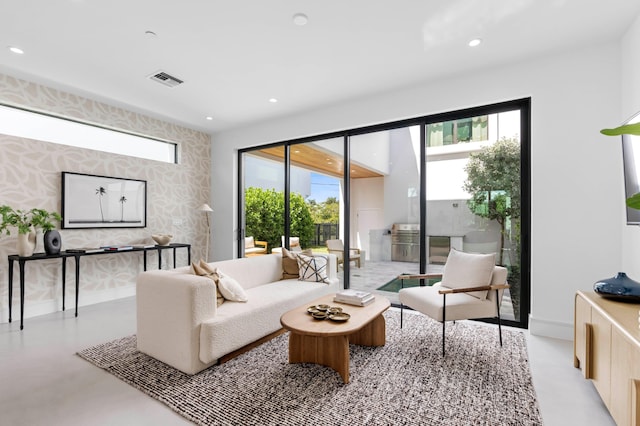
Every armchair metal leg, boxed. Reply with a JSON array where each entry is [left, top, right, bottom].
[[496, 289, 503, 347], [442, 294, 447, 356], [400, 303, 404, 328]]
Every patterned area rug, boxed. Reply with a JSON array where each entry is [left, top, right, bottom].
[[77, 310, 542, 425]]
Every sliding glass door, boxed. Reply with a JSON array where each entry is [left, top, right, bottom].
[[426, 108, 524, 322], [240, 138, 344, 257], [237, 98, 530, 328], [347, 125, 421, 304], [240, 147, 285, 257]]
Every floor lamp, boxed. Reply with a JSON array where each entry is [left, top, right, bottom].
[[198, 203, 213, 261]]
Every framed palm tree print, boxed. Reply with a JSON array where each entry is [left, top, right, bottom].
[[61, 171, 147, 229]]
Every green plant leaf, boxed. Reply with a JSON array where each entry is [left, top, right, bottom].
[[600, 122, 640, 136], [626, 193, 640, 210], [0, 205, 61, 235]]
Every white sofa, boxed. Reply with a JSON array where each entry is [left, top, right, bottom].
[[136, 253, 338, 375]]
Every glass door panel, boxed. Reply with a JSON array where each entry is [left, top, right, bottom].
[[240, 148, 285, 257], [348, 126, 421, 304], [288, 138, 344, 253], [426, 109, 522, 322]]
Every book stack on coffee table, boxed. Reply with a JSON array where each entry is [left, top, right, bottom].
[[334, 290, 375, 306]]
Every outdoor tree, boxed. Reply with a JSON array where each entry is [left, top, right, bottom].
[[308, 196, 339, 224], [463, 137, 520, 265], [244, 187, 315, 250]]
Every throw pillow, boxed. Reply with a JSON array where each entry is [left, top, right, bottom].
[[296, 253, 330, 284], [198, 261, 248, 302], [191, 261, 224, 307], [281, 247, 312, 279], [440, 249, 495, 300], [218, 271, 248, 302]]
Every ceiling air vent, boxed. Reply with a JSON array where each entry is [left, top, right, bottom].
[[148, 71, 184, 88]]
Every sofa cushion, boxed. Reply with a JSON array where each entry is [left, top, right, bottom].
[[282, 247, 312, 279], [296, 253, 329, 283], [440, 249, 495, 300], [191, 261, 225, 307], [199, 278, 337, 364]]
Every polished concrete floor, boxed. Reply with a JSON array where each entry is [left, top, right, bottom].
[[0, 297, 615, 426]]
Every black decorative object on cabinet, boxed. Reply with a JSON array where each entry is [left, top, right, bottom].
[[43, 230, 62, 255], [594, 272, 640, 302]]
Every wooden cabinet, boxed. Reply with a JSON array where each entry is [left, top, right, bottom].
[[574, 291, 640, 425]]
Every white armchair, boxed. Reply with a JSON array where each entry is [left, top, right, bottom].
[[398, 249, 509, 356]]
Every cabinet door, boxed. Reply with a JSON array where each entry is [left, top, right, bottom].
[[591, 309, 612, 408], [575, 294, 591, 372], [611, 328, 640, 426]]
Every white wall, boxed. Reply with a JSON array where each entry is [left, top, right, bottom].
[[621, 14, 640, 278], [212, 41, 623, 339]]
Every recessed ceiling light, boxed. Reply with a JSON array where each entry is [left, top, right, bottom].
[[293, 13, 308, 26], [269, 98, 278, 103], [468, 38, 482, 47], [205, 116, 213, 121], [8, 46, 24, 54]]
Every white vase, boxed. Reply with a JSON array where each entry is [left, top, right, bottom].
[[17, 230, 37, 257]]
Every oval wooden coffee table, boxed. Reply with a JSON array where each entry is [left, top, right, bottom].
[[280, 293, 390, 383]]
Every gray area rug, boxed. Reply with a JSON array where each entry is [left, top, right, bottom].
[[77, 310, 542, 425]]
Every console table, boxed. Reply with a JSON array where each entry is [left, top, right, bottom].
[[7, 243, 191, 330], [574, 290, 640, 425]]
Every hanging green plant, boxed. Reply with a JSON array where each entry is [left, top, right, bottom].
[[600, 122, 640, 137], [601, 122, 640, 209]]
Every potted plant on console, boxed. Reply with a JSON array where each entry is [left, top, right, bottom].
[[0, 205, 62, 257]]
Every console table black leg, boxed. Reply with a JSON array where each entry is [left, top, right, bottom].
[[74, 255, 80, 317], [143, 251, 147, 271], [61, 257, 66, 311], [19, 260, 25, 330], [187, 247, 191, 265], [173, 248, 177, 268], [8, 259, 14, 323], [158, 250, 162, 270]]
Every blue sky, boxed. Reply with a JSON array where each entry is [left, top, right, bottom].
[[310, 172, 340, 202]]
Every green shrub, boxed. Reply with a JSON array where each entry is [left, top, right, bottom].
[[244, 187, 314, 250]]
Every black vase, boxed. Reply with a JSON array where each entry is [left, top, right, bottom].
[[44, 230, 62, 255], [594, 272, 640, 302]]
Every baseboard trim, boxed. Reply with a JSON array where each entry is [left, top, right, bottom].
[[1, 285, 136, 324], [528, 314, 573, 340]]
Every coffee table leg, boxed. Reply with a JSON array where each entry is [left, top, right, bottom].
[[349, 314, 386, 347], [288, 333, 350, 383]]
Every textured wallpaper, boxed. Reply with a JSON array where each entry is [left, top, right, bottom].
[[0, 73, 211, 323]]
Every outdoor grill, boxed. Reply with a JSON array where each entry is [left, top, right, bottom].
[[391, 223, 420, 262]]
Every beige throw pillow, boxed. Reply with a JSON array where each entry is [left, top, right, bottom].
[[440, 249, 495, 300], [191, 261, 224, 307], [282, 247, 312, 279], [198, 260, 248, 302]]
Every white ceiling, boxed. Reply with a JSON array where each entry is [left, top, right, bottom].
[[1, 0, 639, 134]]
